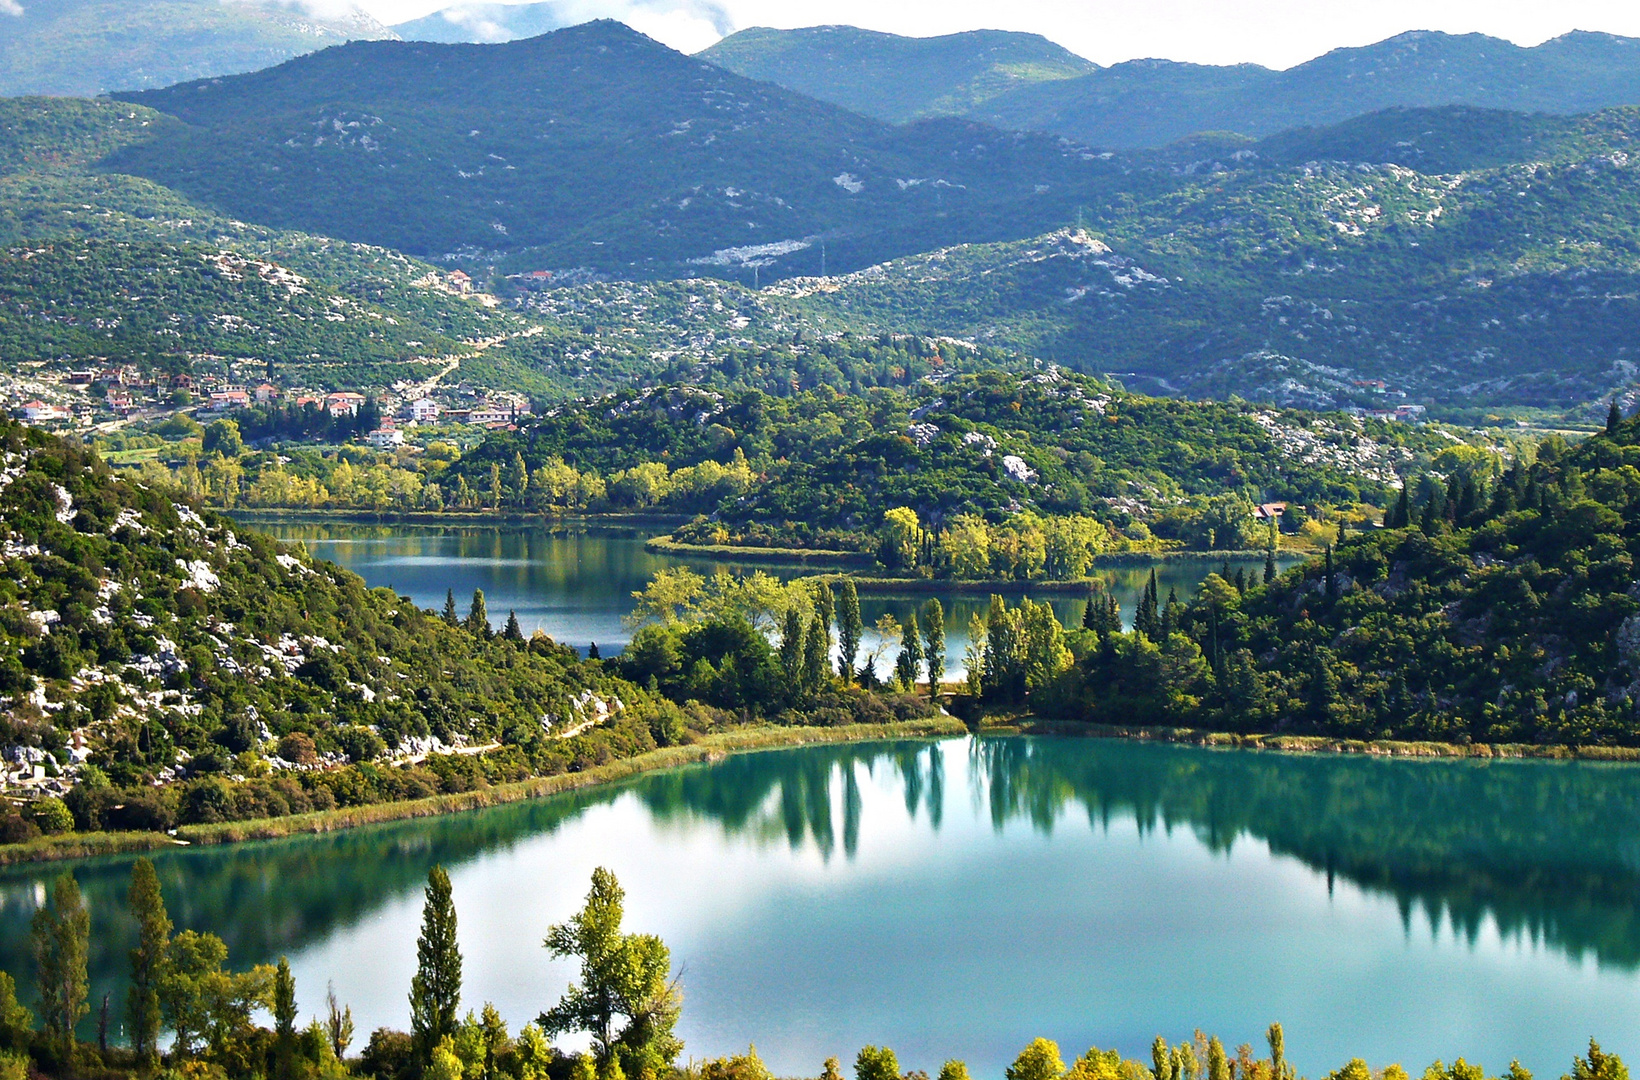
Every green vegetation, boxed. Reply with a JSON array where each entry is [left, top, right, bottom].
[[0, 419, 954, 848], [967, 411, 1640, 745], [448, 370, 1482, 568]]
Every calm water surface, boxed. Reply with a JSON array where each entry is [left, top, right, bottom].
[[245, 520, 1293, 676], [7, 738, 1640, 1077]]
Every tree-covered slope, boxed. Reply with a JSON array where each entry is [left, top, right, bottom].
[[105, 21, 1137, 276], [0, 0, 396, 98], [698, 26, 1095, 123], [451, 369, 1472, 555], [1028, 413, 1640, 746], [972, 30, 1640, 148]]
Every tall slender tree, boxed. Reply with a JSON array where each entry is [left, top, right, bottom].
[[127, 858, 172, 1064], [895, 613, 923, 691], [410, 866, 463, 1069], [835, 580, 864, 682], [1609, 398, 1623, 435], [922, 600, 946, 698], [503, 611, 525, 642], [466, 590, 490, 638], [815, 582, 835, 659], [802, 615, 829, 693], [274, 958, 298, 1080], [325, 983, 355, 1061], [442, 589, 459, 627], [33, 873, 89, 1062], [779, 606, 805, 692]]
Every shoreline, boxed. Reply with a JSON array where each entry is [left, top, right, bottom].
[[226, 508, 692, 529], [0, 718, 967, 868], [991, 718, 1640, 761], [7, 716, 1639, 868]]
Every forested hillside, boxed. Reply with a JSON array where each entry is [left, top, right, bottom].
[[991, 410, 1640, 746], [449, 370, 1481, 565]]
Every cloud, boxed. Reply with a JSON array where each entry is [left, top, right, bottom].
[[0, 0, 23, 16]]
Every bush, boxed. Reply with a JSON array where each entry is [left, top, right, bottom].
[[0, 815, 38, 845], [361, 1029, 414, 1080], [23, 797, 72, 835]]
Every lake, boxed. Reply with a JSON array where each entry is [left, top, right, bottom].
[[6, 737, 1640, 1078], [243, 519, 1293, 677]]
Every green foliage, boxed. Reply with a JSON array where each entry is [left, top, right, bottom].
[[31, 874, 88, 1061], [855, 1046, 900, 1080], [411, 865, 462, 1068], [1008, 1038, 1067, 1080], [539, 868, 681, 1077], [127, 858, 171, 1062]]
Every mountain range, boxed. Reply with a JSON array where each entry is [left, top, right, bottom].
[[391, 1, 567, 44], [0, 0, 395, 97], [704, 27, 1640, 148]]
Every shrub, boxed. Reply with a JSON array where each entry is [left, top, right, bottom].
[[24, 797, 72, 835]]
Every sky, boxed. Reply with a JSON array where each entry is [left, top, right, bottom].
[[343, 0, 1640, 66]]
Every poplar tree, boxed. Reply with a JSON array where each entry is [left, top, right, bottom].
[[410, 866, 463, 1069], [1207, 1037, 1229, 1080], [779, 607, 805, 692], [33, 873, 89, 1062], [127, 858, 172, 1063], [835, 580, 864, 682], [815, 582, 835, 657], [922, 599, 945, 698], [894, 613, 922, 691], [1267, 1024, 1289, 1080], [274, 958, 297, 1080], [802, 616, 829, 693]]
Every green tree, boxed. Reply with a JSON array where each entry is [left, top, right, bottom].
[[32, 873, 89, 1062], [127, 858, 171, 1063], [939, 1063, 973, 1080], [1152, 1038, 1174, 1080], [895, 613, 922, 690], [540, 868, 681, 1077], [815, 582, 835, 658], [1268, 1024, 1289, 1080], [274, 957, 297, 1080], [325, 983, 355, 1060], [411, 866, 464, 1069], [1569, 1041, 1628, 1080], [0, 972, 33, 1055], [855, 1046, 900, 1080], [1207, 1037, 1229, 1080], [443, 589, 459, 627], [503, 611, 525, 642], [923, 599, 946, 697], [466, 590, 490, 638], [836, 580, 864, 682], [780, 606, 805, 692], [1608, 399, 1623, 435], [1007, 1038, 1065, 1080], [202, 418, 244, 458], [802, 615, 829, 694]]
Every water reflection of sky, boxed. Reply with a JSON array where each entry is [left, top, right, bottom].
[[6, 739, 1640, 1079], [251, 520, 1295, 678]]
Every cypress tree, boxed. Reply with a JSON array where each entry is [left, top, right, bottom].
[[1389, 485, 1411, 529], [410, 865, 462, 1069], [1609, 398, 1623, 435], [587, 642, 600, 660], [1324, 545, 1338, 602], [836, 580, 863, 682], [1082, 596, 1099, 631], [1264, 548, 1276, 585], [33, 873, 89, 1062], [1234, 567, 1248, 594], [922, 600, 945, 698], [895, 613, 923, 691], [126, 859, 171, 1064], [466, 589, 490, 637], [1337, 516, 1347, 544], [442, 589, 459, 627]]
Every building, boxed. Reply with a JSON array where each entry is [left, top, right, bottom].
[[448, 270, 473, 294], [1253, 502, 1288, 522], [209, 389, 251, 409], [254, 383, 279, 404], [409, 398, 440, 423], [20, 401, 70, 423], [366, 419, 405, 448], [325, 392, 366, 417]]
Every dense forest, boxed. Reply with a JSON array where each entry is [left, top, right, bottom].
[[964, 407, 1640, 745]]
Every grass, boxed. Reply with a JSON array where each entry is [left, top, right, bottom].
[[0, 718, 968, 866]]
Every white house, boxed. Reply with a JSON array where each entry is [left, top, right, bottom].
[[409, 398, 440, 423]]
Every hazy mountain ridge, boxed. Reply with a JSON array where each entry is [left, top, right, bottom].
[[704, 26, 1640, 149], [391, 1, 567, 44], [0, 0, 397, 98], [698, 25, 1095, 123]]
